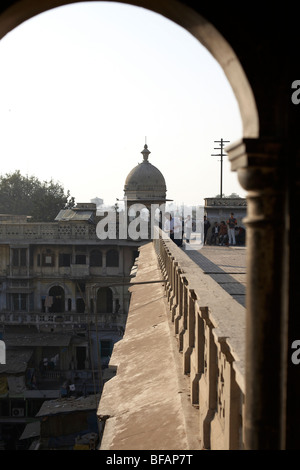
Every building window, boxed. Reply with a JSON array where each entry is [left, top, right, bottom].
[[75, 254, 86, 264], [106, 249, 119, 267], [97, 287, 113, 313], [42, 252, 54, 267], [12, 248, 27, 267], [48, 286, 65, 313], [12, 293, 27, 311], [100, 340, 112, 358], [90, 250, 102, 267], [76, 298, 85, 313], [59, 253, 71, 267]]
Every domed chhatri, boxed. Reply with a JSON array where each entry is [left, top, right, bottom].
[[124, 144, 167, 204]]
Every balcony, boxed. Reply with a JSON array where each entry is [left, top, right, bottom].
[[0, 311, 127, 330]]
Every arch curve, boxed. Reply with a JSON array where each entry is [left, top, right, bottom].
[[96, 286, 113, 313], [48, 285, 65, 313], [0, 0, 258, 138]]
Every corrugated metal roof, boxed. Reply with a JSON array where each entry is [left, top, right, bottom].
[[55, 209, 94, 222], [19, 421, 40, 440]]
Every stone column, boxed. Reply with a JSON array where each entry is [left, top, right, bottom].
[[227, 137, 288, 449]]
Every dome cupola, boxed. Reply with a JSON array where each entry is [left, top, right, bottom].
[[124, 144, 167, 204]]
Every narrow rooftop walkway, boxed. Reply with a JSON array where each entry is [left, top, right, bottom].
[[184, 245, 246, 307]]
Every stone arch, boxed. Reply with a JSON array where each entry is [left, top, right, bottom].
[[106, 249, 119, 268], [90, 249, 102, 267], [0, 0, 258, 139], [96, 286, 113, 314], [48, 285, 65, 313]]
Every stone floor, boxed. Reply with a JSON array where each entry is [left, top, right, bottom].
[[183, 244, 247, 307]]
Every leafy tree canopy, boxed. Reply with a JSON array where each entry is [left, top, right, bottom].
[[0, 170, 75, 222]]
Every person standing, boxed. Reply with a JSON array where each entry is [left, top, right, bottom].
[[218, 221, 228, 246], [164, 212, 174, 240], [184, 215, 193, 243], [173, 215, 183, 247], [204, 215, 211, 245], [227, 212, 237, 246], [210, 222, 220, 245]]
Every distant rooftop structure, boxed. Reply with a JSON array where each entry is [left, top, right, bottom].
[[55, 203, 96, 223], [205, 197, 247, 207], [90, 197, 104, 207], [0, 214, 31, 223], [124, 144, 169, 205], [204, 197, 247, 228]]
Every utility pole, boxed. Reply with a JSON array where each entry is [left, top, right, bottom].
[[211, 138, 230, 198]]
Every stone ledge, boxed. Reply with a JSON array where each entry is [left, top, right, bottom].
[[97, 242, 200, 450], [156, 238, 246, 393]]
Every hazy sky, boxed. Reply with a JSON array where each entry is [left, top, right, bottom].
[[0, 1, 245, 207]]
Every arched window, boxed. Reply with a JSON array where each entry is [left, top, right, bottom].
[[96, 287, 113, 313], [106, 249, 119, 267], [76, 298, 85, 313], [90, 250, 102, 267], [48, 286, 65, 313]]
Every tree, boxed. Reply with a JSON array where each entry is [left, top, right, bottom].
[[0, 170, 75, 222]]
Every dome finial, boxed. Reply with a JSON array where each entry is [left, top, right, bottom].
[[141, 140, 151, 162]]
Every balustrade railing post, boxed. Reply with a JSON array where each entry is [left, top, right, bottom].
[[182, 288, 196, 375], [174, 268, 183, 335], [178, 276, 188, 352], [190, 304, 205, 406], [199, 307, 217, 449], [211, 337, 241, 449]]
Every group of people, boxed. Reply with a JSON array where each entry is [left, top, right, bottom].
[[163, 212, 198, 246], [164, 212, 245, 246], [163, 211, 245, 247], [208, 213, 245, 246]]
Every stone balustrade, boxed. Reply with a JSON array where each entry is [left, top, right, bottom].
[[0, 311, 126, 329], [0, 222, 96, 241], [98, 232, 246, 450], [153, 228, 246, 449]]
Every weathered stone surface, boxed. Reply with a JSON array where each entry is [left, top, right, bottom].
[[98, 242, 200, 450]]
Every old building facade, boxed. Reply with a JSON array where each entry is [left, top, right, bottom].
[[0, 145, 168, 448]]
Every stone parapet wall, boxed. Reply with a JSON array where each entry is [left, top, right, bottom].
[[97, 241, 200, 450], [98, 231, 246, 450], [0, 221, 96, 241], [153, 229, 246, 449]]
